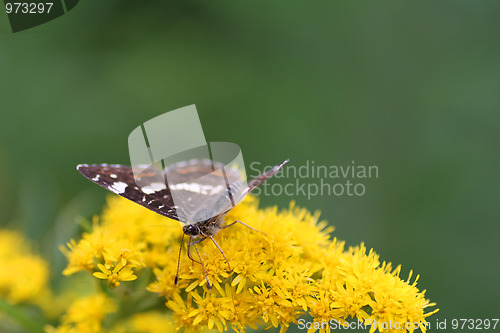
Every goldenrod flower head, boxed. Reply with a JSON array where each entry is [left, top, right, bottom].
[[45, 293, 117, 333], [0, 229, 50, 304], [60, 195, 438, 332], [117, 311, 177, 332]]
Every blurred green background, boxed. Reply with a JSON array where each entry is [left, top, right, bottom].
[[1, 1, 499, 332]]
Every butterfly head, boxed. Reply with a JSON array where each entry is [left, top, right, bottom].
[[183, 224, 202, 236]]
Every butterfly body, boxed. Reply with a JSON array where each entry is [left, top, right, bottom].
[[182, 215, 222, 238]]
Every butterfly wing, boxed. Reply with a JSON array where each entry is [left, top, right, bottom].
[[163, 159, 244, 223], [214, 159, 290, 213], [175, 159, 290, 217], [77, 164, 179, 220], [77, 159, 289, 223], [246, 159, 289, 195]]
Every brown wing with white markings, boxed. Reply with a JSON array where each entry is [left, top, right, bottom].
[[77, 164, 180, 220]]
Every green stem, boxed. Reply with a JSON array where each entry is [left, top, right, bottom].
[[0, 299, 45, 333]]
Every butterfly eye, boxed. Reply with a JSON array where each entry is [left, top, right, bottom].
[[183, 225, 200, 236]]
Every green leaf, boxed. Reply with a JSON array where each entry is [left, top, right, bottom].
[[0, 299, 45, 333]]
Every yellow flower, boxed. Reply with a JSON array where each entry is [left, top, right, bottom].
[[61, 238, 94, 275], [93, 260, 137, 287], [0, 229, 50, 304], [46, 293, 116, 333], [60, 195, 438, 332], [118, 311, 177, 332]]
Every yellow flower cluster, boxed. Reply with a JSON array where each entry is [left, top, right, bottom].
[[59, 195, 437, 332], [0, 229, 50, 304], [45, 293, 181, 333], [45, 293, 117, 333]]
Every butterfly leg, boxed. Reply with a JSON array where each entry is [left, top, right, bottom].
[[192, 241, 212, 291], [187, 237, 208, 264], [175, 236, 211, 289], [209, 236, 232, 272], [222, 220, 267, 236]]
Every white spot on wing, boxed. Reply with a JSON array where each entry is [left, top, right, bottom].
[[92, 175, 100, 182], [170, 182, 224, 195], [109, 181, 128, 194], [76, 164, 88, 170], [176, 161, 188, 168], [110, 174, 118, 179], [142, 182, 166, 194]]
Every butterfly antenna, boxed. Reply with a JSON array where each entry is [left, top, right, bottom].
[[174, 233, 185, 285], [193, 242, 212, 291]]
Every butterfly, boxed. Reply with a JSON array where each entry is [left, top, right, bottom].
[[77, 158, 289, 289]]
